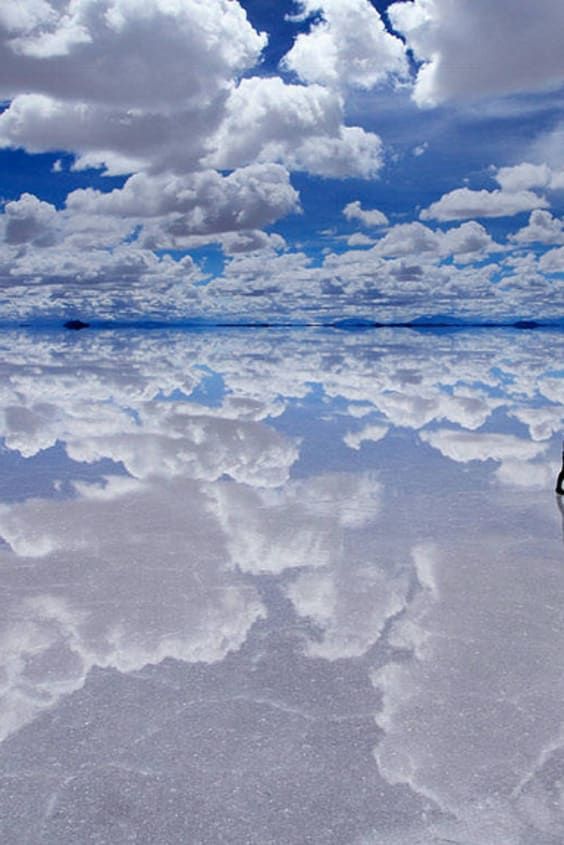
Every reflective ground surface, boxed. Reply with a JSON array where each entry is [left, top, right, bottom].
[[0, 327, 563, 844]]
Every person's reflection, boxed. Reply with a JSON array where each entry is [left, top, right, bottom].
[[556, 442, 564, 542]]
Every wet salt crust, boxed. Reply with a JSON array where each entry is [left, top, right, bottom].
[[0, 327, 562, 845]]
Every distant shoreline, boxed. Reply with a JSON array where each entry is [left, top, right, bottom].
[[2, 318, 563, 334]]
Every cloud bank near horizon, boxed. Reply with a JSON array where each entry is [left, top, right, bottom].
[[0, 0, 563, 322]]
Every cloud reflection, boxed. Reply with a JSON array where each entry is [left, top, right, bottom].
[[0, 327, 562, 842]]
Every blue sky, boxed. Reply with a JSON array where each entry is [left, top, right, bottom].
[[0, 0, 563, 324]]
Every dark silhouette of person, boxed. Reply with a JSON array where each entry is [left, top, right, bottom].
[[557, 442, 564, 495]]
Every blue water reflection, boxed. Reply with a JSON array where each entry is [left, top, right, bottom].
[[0, 328, 562, 844]]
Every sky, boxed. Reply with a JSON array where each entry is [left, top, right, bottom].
[[0, 0, 564, 324]]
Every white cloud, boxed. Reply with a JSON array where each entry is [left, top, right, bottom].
[[412, 142, 428, 157], [388, 0, 564, 106], [0, 0, 396, 300], [0, 0, 266, 106], [346, 232, 375, 247], [220, 230, 287, 255], [0, 236, 203, 300], [372, 221, 438, 257], [0, 1, 270, 177], [439, 220, 503, 262], [370, 220, 501, 262], [2, 192, 58, 246], [420, 188, 548, 221], [0, 165, 298, 297], [68, 165, 300, 234], [496, 162, 564, 193], [0, 2, 562, 322], [0, 5, 386, 181], [0, 200, 557, 324], [511, 209, 564, 245], [282, 0, 407, 90], [285, 124, 382, 179], [198, 235, 560, 325], [343, 201, 388, 228], [209, 77, 383, 179], [539, 246, 564, 274], [528, 123, 564, 172]]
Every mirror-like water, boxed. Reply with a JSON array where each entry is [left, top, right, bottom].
[[0, 328, 562, 844]]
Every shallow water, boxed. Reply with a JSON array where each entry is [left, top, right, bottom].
[[0, 327, 562, 844]]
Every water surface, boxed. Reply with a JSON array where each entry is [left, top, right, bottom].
[[0, 327, 562, 844]]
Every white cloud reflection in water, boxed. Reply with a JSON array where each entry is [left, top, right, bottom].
[[0, 327, 562, 844]]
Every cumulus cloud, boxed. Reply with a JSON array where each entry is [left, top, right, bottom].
[[220, 230, 287, 255], [371, 220, 501, 262], [0, 165, 299, 299], [0, 1, 387, 182], [539, 246, 564, 274], [0, 234, 205, 313], [420, 187, 548, 221], [2, 192, 58, 246], [208, 77, 383, 179], [0, 3, 562, 320], [282, 0, 407, 90], [371, 221, 438, 257], [200, 233, 560, 325], [0, 92, 193, 175], [0, 1, 269, 175], [496, 162, 564, 193], [0, 0, 266, 106], [0, 0, 411, 319], [68, 165, 300, 235], [439, 220, 504, 262], [346, 232, 375, 247], [511, 209, 564, 245], [388, 0, 564, 107], [343, 201, 388, 228]]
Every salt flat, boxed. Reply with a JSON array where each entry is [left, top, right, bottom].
[[0, 327, 562, 844]]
